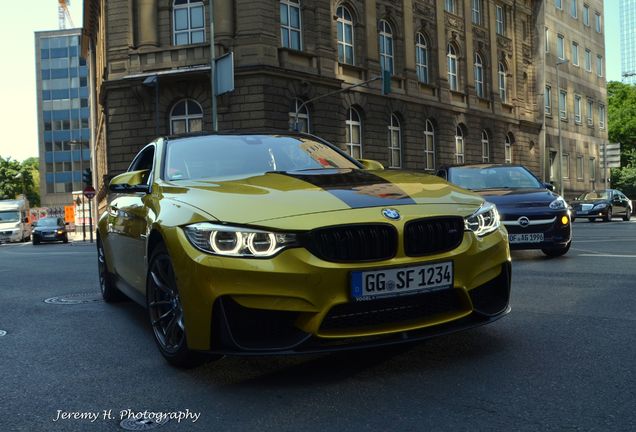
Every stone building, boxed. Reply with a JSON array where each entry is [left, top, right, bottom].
[[81, 0, 605, 209]]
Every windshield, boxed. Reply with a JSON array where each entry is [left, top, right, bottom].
[[164, 135, 360, 181], [578, 191, 609, 200], [449, 166, 543, 190], [0, 211, 20, 222], [37, 218, 60, 227]]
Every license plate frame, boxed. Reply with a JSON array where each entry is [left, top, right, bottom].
[[509, 233, 544, 244]]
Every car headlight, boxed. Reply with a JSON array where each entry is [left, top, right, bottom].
[[593, 203, 608, 210], [464, 202, 500, 237], [549, 197, 567, 210], [183, 223, 298, 258]]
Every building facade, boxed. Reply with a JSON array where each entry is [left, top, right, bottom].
[[620, 0, 636, 84], [35, 29, 92, 208], [81, 0, 606, 210], [543, 0, 607, 197]]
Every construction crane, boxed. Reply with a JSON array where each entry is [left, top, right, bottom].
[[58, 0, 75, 29]]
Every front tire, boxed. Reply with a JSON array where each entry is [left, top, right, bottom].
[[588, 218, 596, 222], [624, 208, 632, 221], [604, 207, 613, 222], [542, 242, 571, 257], [147, 243, 209, 368], [97, 238, 125, 302]]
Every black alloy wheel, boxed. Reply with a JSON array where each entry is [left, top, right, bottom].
[[147, 243, 209, 368], [624, 207, 632, 222], [97, 238, 125, 302], [604, 207, 613, 222], [542, 242, 571, 257]]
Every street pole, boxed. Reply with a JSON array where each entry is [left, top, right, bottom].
[[209, 0, 218, 132], [70, 140, 86, 241], [556, 59, 568, 197]]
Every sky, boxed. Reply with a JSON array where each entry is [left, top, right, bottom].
[[0, 1, 624, 163]]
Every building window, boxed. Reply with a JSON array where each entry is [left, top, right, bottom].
[[496, 5, 505, 35], [557, 34, 565, 59], [583, 4, 590, 26], [415, 33, 429, 84], [280, 0, 302, 50], [472, 0, 482, 25], [378, 20, 394, 75], [555, 0, 562, 9], [572, 42, 579, 66], [559, 90, 567, 119], [345, 107, 362, 159], [498, 62, 507, 103], [170, 99, 203, 134], [424, 120, 435, 170], [589, 157, 596, 180], [574, 95, 582, 123], [599, 104, 606, 129], [570, 0, 577, 18], [587, 99, 594, 126], [173, 0, 205, 46], [595, 12, 602, 33], [336, 6, 354, 65], [545, 85, 552, 115], [576, 155, 584, 180], [481, 130, 490, 162], [505, 134, 513, 164], [388, 114, 401, 168], [474, 52, 484, 98], [447, 44, 458, 91], [455, 126, 464, 165], [585, 48, 592, 71], [445, 0, 457, 14], [562, 153, 570, 178], [289, 98, 310, 132], [596, 55, 603, 77]]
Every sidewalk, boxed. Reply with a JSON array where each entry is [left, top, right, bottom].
[[68, 230, 96, 243]]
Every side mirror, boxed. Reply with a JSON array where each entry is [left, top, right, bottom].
[[358, 159, 384, 170], [109, 170, 151, 194], [543, 182, 555, 191]]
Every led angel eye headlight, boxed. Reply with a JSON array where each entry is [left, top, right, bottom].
[[465, 202, 500, 237], [210, 231, 243, 254]]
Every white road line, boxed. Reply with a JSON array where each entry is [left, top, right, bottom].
[[578, 254, 636, 258], [574, 239, 636, 243]]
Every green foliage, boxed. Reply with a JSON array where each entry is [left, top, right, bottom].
[[0, 156, 40, 206], [607, 81, 636, 198]]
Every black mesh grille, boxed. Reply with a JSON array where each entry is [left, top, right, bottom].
[[320, 289, 464, 331], [404, 217, 464, 256], [303, 224, 397, 263]]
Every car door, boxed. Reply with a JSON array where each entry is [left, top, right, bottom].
[[611, 190, 626, 214], [108, 144, 156, 293]]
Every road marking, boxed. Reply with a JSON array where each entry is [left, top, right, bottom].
[[578, 254, 636, 258], [574, 239, 636, 243]]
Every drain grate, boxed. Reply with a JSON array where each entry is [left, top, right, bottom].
[[120, 418, 169, 430], [44, 293, 104, 305], [0, 330, 6, 337]]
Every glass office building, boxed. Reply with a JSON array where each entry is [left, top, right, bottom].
[[621, 0, 636, 84], [35, 29, 91, 207]]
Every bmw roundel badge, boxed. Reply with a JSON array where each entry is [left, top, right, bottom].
[[382, 208, 401, 221]]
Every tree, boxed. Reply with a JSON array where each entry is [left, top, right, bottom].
[[0, 156, 40, 206], [607, 81, 636, 198]]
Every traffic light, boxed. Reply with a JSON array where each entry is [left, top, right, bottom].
[[82, 168, 92, 186]]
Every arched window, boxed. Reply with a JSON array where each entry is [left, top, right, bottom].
[[498, 62, 507, 103], [288, 99, 310, 132], [345, 107, 362, 158], [505, 133, 513, 163], [481, 130, 490, 162], [474, 52, 484, 98], [337, 6, 354, 65], [388, 114, 401, 168], [447, 44, 458, 91], [173, 0, 205, 46], [170, 99, 203, 134], [455, 126, 464, 164], [424, 119, 435, 170], [415, 33, 429, 84], [280, 0, 302, 50], [378, 20, 394, 75]]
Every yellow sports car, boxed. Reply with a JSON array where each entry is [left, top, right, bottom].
[[97, 133, 511, 367]]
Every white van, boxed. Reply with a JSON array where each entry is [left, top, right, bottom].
[[0, 199, 32, 243]]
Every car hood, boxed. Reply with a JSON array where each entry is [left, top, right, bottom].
[[469, 188, 559, 209], [159, 169, 484, 224], [572, 199, 609, 206]]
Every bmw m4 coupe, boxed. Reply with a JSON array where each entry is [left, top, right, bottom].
[[97, 133, 511, 367]]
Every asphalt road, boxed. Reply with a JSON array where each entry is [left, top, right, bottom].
[[1, 220, 635, 432]]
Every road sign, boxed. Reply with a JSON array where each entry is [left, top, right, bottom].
[[599, 143, 621, 168], [83, 186, 96, 199]]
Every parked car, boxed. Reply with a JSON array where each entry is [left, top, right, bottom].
[[570, 189, 632, 222], [437, 164, 572, 257], [32, 217, 69, 244], [97, 132, 512, 367]]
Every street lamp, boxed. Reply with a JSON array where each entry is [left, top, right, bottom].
[[556, 58, 568, 197]]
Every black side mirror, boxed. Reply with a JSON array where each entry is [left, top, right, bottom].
[[543, 182, 555, 191]]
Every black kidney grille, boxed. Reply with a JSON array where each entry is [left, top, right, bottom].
[[304, 224, 397, 262], [404, 217, 464, 256]]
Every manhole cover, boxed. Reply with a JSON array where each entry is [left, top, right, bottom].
[[44, 293, 104, 305], [0, 330, 6, 337], [120, 418, 169, 430]]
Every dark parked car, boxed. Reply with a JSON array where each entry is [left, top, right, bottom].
[[32, 217, 69, 244], [570, 189, 632, 222], [437, 164, 572, 257]]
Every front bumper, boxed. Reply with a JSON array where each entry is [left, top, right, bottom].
[[502, 211, 571, 250], [33, 231, 67, 242], [166, 223, 511, 354], [0, 231, 22, 243]]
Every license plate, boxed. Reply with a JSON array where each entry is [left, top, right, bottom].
[[509, 233, 544, 243], [351, 261, 453, 301]]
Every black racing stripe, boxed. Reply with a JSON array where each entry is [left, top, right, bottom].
[[280, 169, 416, 208]]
